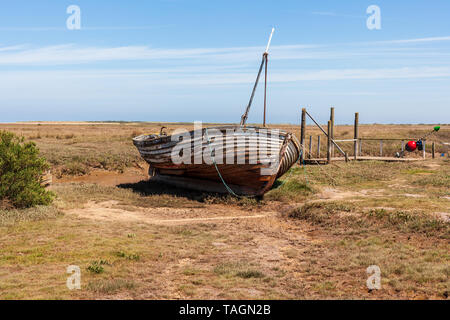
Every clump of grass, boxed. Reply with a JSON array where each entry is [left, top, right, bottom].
[[235, 270, 265, 279], [214, 261, 264, 279], [87, 279, 135, 293], [174, 228, 194, 237], [87, 260, 110, 274], [114, 250, 140, 261], [368, 209, 449, 238], [204, 194, 262, 208], [281, 180, 315, 193], [288, 201, 355, 225], [315, 281, 337, 295], [179, 284, 196, 296], [404, 168, 435, 175], [413, 172, 450, 188], [59, 162, 89, 176], [29, 133, 42, 140], [0, 205, 62, 226], [266, 178, 315, 202], [182, 267, 203, 276]]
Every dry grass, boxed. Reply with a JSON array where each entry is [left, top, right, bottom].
[[1, 122, 448, 178], [87, 279, 136, 294], [0, 206, 63, 226], [214, 261, 265, 279], [0, 122, 448, 300]]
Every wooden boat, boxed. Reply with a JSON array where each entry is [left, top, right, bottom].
[[132, 29, 301, 196], [133, 126, 300, 196]]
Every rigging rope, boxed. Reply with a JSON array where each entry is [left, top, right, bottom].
[[204, 128, 241, 197]]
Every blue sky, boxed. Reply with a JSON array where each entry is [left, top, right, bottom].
[[0, 0, 449, 124]]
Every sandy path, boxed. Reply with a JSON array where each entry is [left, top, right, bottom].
[[66, 200, 278, 225]]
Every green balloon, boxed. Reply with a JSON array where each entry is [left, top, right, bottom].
[[434, 126, 440, 132]]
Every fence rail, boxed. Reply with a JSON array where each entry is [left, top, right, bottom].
[[299, 106, 443, 162]]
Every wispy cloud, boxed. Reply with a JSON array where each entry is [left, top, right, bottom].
[[0, 43, 321, 65], [0, 45, 27, 52], [0, 25, 171, 32], [378, 36, 450, 44], [1, 35, 449, 66], [0, 36, 449, 85], [311, 11, 364, 18], [0, 27, 65, 31], [3, 66, 449, 87]]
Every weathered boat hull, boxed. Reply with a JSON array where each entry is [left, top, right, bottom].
[[133, 126, 300, 196]]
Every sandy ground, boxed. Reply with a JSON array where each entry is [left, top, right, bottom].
[[66, 200, 278, 225], [56, 167, 149, 186]]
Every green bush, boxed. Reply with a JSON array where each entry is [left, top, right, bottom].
[[0, 131, 54, 208]]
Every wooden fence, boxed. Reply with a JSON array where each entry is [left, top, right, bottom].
[[300, 107, 441, 164]]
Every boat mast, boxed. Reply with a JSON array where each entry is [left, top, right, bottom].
[[240, 28, 275, 127]]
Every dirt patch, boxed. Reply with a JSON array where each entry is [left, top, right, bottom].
[[316, 187, 366, 201], [403, 193, 425, 198], [55, 168, 148, 186], [434, 212, 450, 222], [66, 200, 277, 225], [424, 163, 442, 169]]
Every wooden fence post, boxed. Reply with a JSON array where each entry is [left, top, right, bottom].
[[300, 108, 306, 163], [330, 107, 335, 157], [432, 142, 435, 159], [317, 136, 321, 158], [354, 112, 359, 160], [327, 120, 332, 164], [380, 140, 383, 157], [423, 140, 426, 159], [308, 135, 312, 159]]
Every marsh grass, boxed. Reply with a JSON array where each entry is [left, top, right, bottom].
[[288, 201, 355, 225], [114, 251, 140, 261], [413, 172, 450, 188], [1, 123, 449, 299], [0, 206, 62, 226], [214, 261, 265, 279], [204, 194, 262, 208], [266, 177, 316, 202], [87, 260, 111, 274], [368, 209, 449, 238], [302, 161, 412, 186], [87, 279, 136, 293], [289, 201, 448, 238]]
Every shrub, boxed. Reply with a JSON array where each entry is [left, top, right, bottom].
[[0, 131, 54, 208], [86, 261, 106, 274]]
